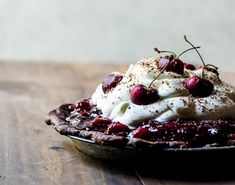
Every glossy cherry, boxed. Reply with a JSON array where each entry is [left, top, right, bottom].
[[166, 121, 177, 132], [157, 55, 184, 75], [102, 74, 123, 93], [185, 75, 214, 97], [91, 117, 112, 127], [130, 84, 159, 105], [77, 99, 92, 113], [184, 63, 196, 70], [177, 126, 196, 139], [106, 122, 130, 135], [228, 134, 235, 140], [132, 127, 151, 139]]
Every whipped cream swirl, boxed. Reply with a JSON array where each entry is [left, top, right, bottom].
[[91, 57, 235, 128]]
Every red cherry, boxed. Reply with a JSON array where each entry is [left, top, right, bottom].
[[91, 117, 112, 127], [106, 122, 130, 135], [157, 55, 172, 69], [228, 134, 235, 140], [152, 127, 167, 136], [77, 99, 92, 114], [157, 55, 184, 75], [130, 84, 159, 105], [132, 127, 151, 139], [177, 126, 196, 138], [185, 75, 214, 97], [184, 63, 196, 70], [166, 121, 177, 131], [102, 74, 123, 93]]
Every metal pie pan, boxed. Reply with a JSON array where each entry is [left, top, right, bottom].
[[68, 135, 235, 166]]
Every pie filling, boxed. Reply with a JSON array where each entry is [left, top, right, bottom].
[[45, 99, 235, 148]]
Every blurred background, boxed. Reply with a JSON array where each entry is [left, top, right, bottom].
[[0, 0, 235, 71]]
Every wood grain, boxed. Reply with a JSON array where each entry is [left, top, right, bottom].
[[0, 62, 235, 185]]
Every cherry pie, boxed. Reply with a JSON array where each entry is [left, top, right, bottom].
[[45, 36, 235, 149]]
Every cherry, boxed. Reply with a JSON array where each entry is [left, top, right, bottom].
[[132, 127, 151, 139], [219, 122, 235, 134], [150, 45, 200, 95], [77, 99, 92, 113], [152, 126, 167, 136], [91, 117, 112, 127], [228, 134, 235, 140], [185, 75, 214, 97], [106, 122, 130, 135], [130, 84, 159, 105], [184, 63, 196, 70], [157, 55, 184, 75], [177, 126, 196, 139], [166, 121, 177, 132], [157, 55, 173, 69], [102, 74, 123, 93], [154, 46, 201, 75]]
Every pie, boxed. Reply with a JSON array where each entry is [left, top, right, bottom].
[[45, 37, 235, 149]]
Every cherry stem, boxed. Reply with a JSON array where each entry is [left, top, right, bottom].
[[201, 67, 205, 78], [148, 58, 172, 88], [154, 48, 177, 58], [177, 46, 201, 59], [184, 35, 206, 66]]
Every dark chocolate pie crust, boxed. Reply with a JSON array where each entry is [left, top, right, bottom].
[[45, 99, 235, 149]]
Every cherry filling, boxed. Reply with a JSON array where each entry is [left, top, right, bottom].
[[76, 99, 93, 116], [72, 100, 235, 148], [133, 120, 235, 147]]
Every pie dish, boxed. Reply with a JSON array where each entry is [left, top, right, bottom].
[[45, 36, 235, 156], [67, 135, 235, 164]]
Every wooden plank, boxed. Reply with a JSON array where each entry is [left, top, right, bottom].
[[0, 62, 141, 185]]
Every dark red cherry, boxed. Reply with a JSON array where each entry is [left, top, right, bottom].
[[91, 117, 112, 127], [166, 121, 177, 132], [152, 126, 167, 136], [106, 122, 130, 135], [130, 84, 159, 105], [157, 55, 184, 75], [77, 99, 92, 113], [228, 134, 235, 140], [177, 126, 196, 139], [157, 55, 172, 69], [185, 75, 214, 97], [132, 127, 151, 139], [102, 74, 123, 93], [184, 63, 196, 70]]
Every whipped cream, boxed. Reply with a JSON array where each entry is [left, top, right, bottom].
[[91, 57, 235, 128]]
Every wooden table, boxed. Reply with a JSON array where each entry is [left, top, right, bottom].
[[1, 62, 235, 185]]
